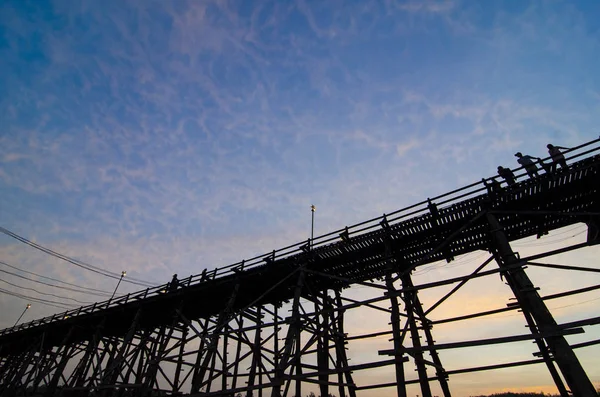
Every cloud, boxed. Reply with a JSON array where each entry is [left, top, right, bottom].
[[1, 1, 600, 394], [396, 138, 420, 157], [395, 1, 456, 14]]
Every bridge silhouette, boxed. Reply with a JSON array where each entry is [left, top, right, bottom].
[[1, 139, 600, 397]]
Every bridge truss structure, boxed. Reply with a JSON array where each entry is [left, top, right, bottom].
[[1, 140, 600, 396]]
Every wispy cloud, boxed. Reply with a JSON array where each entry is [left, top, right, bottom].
[[1, 0, 600, 393], [395, 1, 456, 14]]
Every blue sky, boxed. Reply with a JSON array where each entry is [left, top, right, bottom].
[[1, 0, 600, 395]]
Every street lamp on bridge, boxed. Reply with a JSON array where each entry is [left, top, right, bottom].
[[110, 271, 127, 300], [311, 204, 316, 249], [14, 303, 31, 327]]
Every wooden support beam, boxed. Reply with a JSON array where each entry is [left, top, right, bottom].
[[487, 212, 597, 396], [379, 328, 584, 355]]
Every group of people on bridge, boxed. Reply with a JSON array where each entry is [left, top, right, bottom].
[[162, 143, 574, 289], [496, 143, 569, 186]]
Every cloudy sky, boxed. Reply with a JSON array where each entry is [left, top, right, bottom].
[[1, 0, 599, 395]]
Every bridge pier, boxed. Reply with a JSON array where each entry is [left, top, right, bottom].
[[385, 273, 408, 397], [45, 328, 76, 397], [247, 306, 262, 394], [317, 290, 330, 397], [520, 309, 569, 397], [384, 217, 452, 397], [85, 337, 116, 392], [100, 308, 142, 394], [192, 281, 240, 394], [272, 269, 305, 397], [32, 329, 73, 396], [401, 273, 452, 397], [401, 272, 433, 397], [1, 344, 37, 396], [267, 267, 359, 397], [141, 306, 186, 396], [66, 319, 105, 391], [122, 328, 151, 394], [487, 212, 597, 397], [333, 290, 356, 397]]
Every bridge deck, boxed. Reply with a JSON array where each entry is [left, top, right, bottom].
[[2, 150, 600, 356]]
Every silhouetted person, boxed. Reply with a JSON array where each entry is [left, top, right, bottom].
[[497, 166, 516, 186], [427, 199, 439, 219], [547, 143, 569, 172], [537, 157, 552, 174], [169, 274, 179, 292], [483, 178, 502, 195], [515, 152, 540, 178]]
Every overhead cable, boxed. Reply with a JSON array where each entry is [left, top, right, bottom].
[[0, 261, 113, 296], [0, 226, 155, 287], [0, 278, 93, 304], [0, 267, 112, 298], [0, 287, 74, 310]]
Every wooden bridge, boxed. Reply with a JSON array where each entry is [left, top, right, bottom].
[[1, 139, 600, 397]]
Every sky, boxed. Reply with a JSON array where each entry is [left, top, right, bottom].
[[1, 0, 600, 395]]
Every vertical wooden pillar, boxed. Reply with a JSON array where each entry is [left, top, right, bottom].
[[248, 307, 262, 396], [271, 270, 304, 397], [44, 330, 76, 397], [101, 309, 142, 393], [317, 290, 330, 397], [192, 282, 240, 393], [174, 328, 188, 392], [521, 310, 569, 397], [401, 273, 432, 397], [333, 290, 356, 397], [230, 315, 243, 391], [487, 212, 596, 396], [385, 274, 408, 397], [403, 273, 452, 397]]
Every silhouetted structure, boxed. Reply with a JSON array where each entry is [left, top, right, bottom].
[[2, 139, 600, 397]]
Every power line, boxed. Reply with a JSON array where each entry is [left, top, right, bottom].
[[0, 226, 155, 287], [0, 287, 74, 310], [512, 225, 586, 247], [413, 251, 488, 276], [0, 278, 93, 305], [0, 226, 154, 286], [514, 230, 587, 248], [0, 261, 113, 296], [0, 267, 112, 298]]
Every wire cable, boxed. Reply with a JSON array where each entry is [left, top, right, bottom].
[[512, 225, 586, 248], [0, 261, 113, 296], [0, 226, 155, 287], [0, 278, 93, 304], [413, 251, 490, 276], [0, 287, 75, 310], [0, 267, 112, 298], [514, 230, 586, 248]]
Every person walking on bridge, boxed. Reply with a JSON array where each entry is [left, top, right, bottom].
[[497, 166, 516, 186], [169, 274, 179, 292], [547, 143, 569, 172], [515, 152, 540, 178]]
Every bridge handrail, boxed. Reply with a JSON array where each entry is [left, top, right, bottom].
[[2, 137, 599, 337]]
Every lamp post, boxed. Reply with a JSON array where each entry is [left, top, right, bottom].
[[14, 303, 31, 327], [311, 204, 316, 249], [111, 271, 126, 300]]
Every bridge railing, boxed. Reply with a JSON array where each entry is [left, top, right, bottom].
[[2, 137, 600, 337]]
